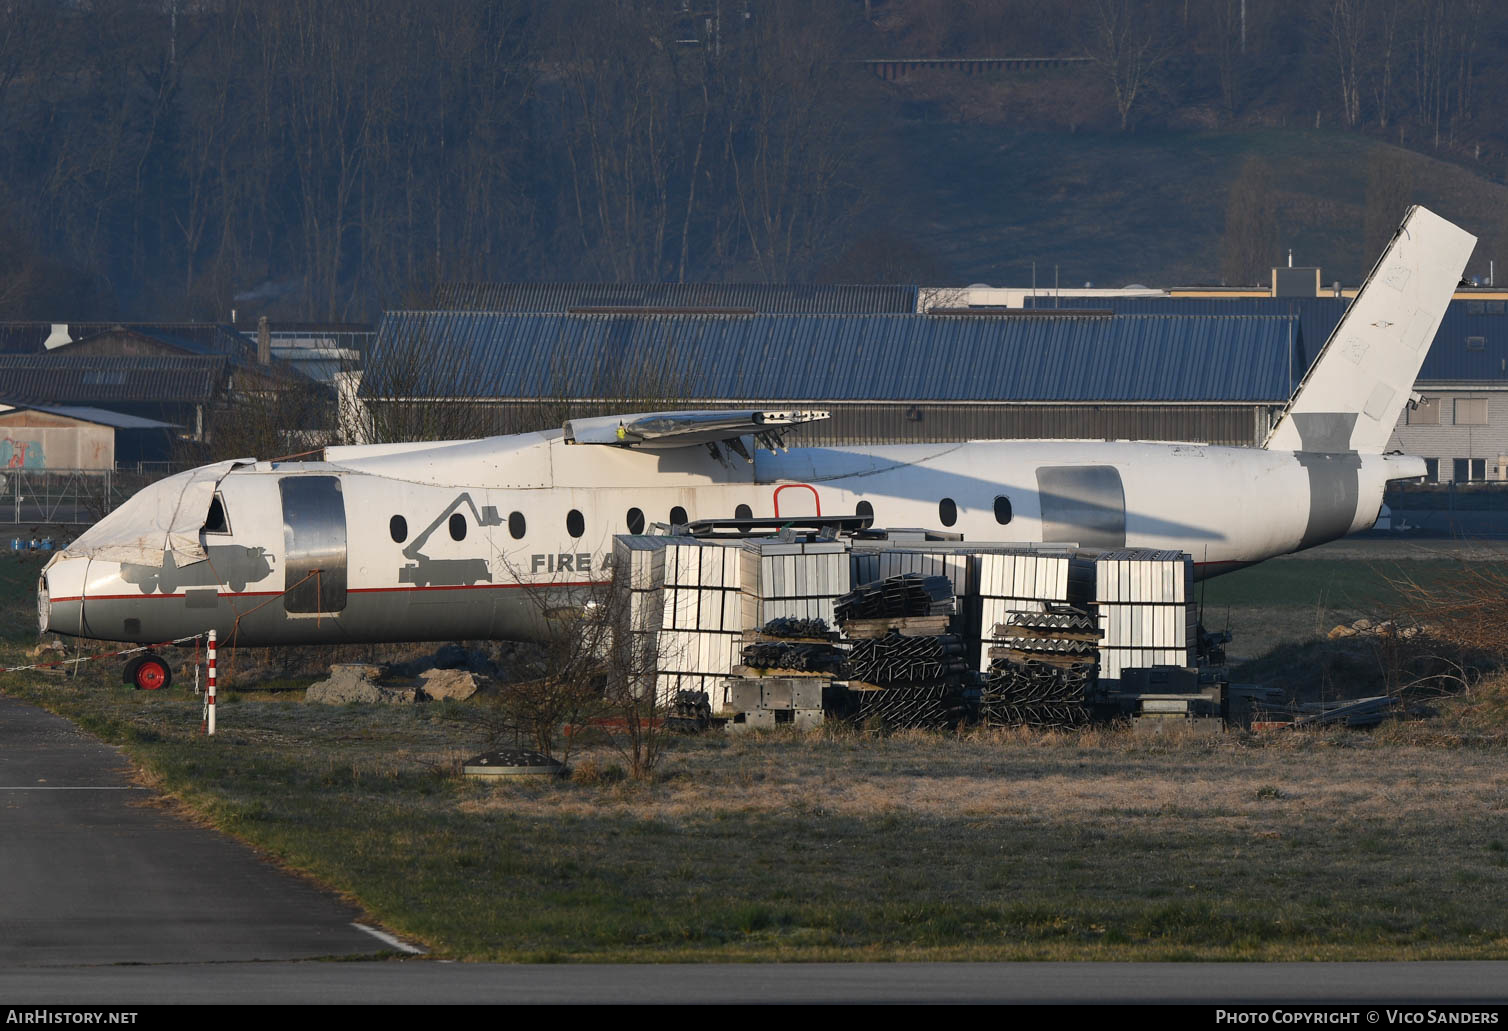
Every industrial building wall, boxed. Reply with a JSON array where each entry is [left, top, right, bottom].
[[0, 411, 114, 469], [1389, 388, 1508, 482], [365, 400, 1276, 448]]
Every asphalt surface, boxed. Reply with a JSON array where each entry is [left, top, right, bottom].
[[0, 695, 384, 969], [3, 695, 1507, 1005], [3, 960, 1508, 1005]]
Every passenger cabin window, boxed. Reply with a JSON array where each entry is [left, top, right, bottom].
[[993, 496, 1012, 525], [449, 513, 467, 541], [389, 515, 408, 543], [567, 509, 585, 538], [938, 497, 957, 527], [626, 507, 645, 534], [508, 512, 526, 539], [202, 494, 230, 534], [734, 504, 753, 520], [670, 506, 688, 526], [855, 500, 874, 528]]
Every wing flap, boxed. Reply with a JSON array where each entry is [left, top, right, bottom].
[[564, 409, 829, 448]]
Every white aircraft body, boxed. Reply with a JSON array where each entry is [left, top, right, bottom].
[[38, 207, 1475, 689]]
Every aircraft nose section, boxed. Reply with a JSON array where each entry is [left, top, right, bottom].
[[39, 555, 88, 637]]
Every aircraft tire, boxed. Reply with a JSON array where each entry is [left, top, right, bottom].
[[126, 654, 172, 691]]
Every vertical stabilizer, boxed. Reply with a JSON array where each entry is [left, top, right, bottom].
[[1264, 206, 1476, 454]]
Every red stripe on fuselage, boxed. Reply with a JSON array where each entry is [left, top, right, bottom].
[[52, 580, 607, 604]]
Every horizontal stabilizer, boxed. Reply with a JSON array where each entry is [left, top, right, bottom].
[[564, 409, 829, 449]]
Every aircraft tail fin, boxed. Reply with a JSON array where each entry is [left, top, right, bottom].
[[1263, 206, 1476, 454]]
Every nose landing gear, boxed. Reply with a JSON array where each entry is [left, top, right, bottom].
[[124, 653, 172, 691]]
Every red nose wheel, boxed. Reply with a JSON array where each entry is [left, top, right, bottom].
[[126, 655, 172, 691]]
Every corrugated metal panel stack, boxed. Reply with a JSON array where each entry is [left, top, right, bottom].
[[974, 551, 1095, 672], [741, 539, 850, 626], [655, 539, 747, 698], [1093, 550, 1196, 682]]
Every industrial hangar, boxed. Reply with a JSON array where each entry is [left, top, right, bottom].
[[353, 279, 1508, 477], [359, 284, 1307, 448]]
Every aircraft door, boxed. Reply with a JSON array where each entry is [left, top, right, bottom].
[[1036, 465, 1126, 548], [280, 476, 348, 613]]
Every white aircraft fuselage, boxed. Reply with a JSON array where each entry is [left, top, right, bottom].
[[35, 204, 1477, 652], [38, 434, 1420, 646]]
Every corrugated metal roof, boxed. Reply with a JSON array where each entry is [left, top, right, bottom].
[[1026, 296, 1508, 384], [429, 282, 921, 314], [0, 355, 225, 403], [362, 311, 1306, 403], [0, 401, 178, 429], [0, 322, 248, 357]]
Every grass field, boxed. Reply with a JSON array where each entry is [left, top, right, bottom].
[[6, 542, 1508, 962]]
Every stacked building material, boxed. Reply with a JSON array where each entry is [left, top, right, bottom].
[[835, 573, 972, 728], [741, 539, 850, 626], [974, 551, 1095, 672], [654, 538, 748, 698], [848, 633, 970, 684], [981, 607, 1100, 728], [611, 534, 669, 633], [1093, 550, 1196, 682]]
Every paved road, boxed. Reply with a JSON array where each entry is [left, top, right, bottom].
[[0, 696, 385, 969], [4, 960, 1508, 1005]]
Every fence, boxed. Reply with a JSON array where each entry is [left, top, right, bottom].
[[0, 466, 190, 526]]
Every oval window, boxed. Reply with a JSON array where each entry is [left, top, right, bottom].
[[994, 495, 1013, 525], [567, 509, 585, 538], [389, 515, 407, 543], [855, 500, 874, 528], [734, 504, 753, 520], [626, 507, 645, 534], [508, 512, 526, 539], [449, 513, 467, 541], [670, 505, 688, 526], [939, 497, 957, 527]]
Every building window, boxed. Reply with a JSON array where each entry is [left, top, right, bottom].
[[1424, 458, 1439, 482], [1456, 398, 1488, 425], [938, 497, 957, 527], [1407, 398, 1440, 426], [1454, 458, 1470, 482], [1473, 458, 1487, 481], [566, 509, 585, 537], [1467, 336, 1486, 351], [389, 515, 407, 543], [1490, 302, 1505, 315]]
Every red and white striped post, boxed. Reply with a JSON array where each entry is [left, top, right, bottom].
[[205, 629, 216, 736]]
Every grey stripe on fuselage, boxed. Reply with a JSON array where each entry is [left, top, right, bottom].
[[1291, 413, 1364, 551]]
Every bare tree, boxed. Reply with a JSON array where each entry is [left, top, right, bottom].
[[1083, 0, 1172, 131], [1220, 157, 1278, 286]]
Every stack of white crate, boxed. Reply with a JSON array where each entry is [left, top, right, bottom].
[[975, 551, 1095, 672], [740, 539, 850, 626], [655, 539, 747, 698], [612, 535, 669, 634], [1093, 549, 1196, 683]]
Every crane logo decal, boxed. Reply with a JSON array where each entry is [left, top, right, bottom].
[[399, 493, 503, 587]]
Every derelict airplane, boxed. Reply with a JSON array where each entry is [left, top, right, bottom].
[[38, 207, 1475, 689]]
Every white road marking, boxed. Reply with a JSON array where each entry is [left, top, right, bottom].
[[352, 923, 425, 955]]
